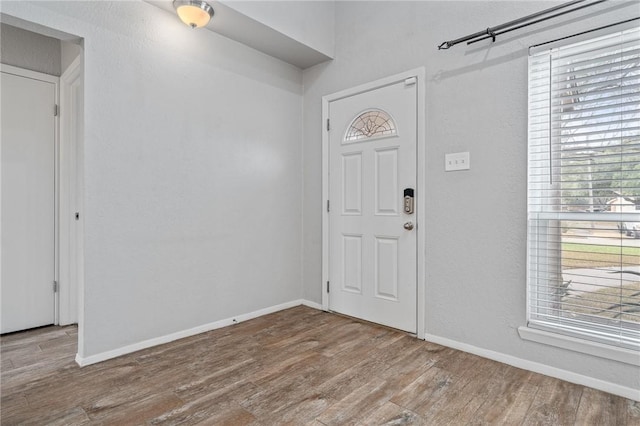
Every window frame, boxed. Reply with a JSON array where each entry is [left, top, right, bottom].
[[525, 27, 640, 359]]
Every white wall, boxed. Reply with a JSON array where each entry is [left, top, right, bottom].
[[0, 23, 61, 75], [1, 0, 304, 358], [302, 1, 640, 392], [221, 0, 335, 58], [61, 40, 82, 73]]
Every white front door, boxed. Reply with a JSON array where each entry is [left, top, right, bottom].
[[328, 78, 417, 333], [1, 68, 57, 333]]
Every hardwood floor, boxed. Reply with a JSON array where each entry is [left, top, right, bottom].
[[1, 306, 639, 425]]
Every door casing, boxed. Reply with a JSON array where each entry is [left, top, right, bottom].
[[58, 55, 83, 327], [321, 68, 426, 339]]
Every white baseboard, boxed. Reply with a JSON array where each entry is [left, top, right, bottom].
[[76, 299, 316, 367], [301, 299, 323, 310], [423, 333, 640, 402]]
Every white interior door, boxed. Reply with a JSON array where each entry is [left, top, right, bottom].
[[1, 68, 57, 334], [328, 79, 417, 333]]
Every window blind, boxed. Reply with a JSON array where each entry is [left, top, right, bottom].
[[527, 27, 640, 351]]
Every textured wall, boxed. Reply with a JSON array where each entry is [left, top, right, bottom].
[[60, 40, 82, 73], [2, 0, 304, 358], [302, 1, 640, 392], [0, 23, 61, 75], [221, 0, 335, 58]]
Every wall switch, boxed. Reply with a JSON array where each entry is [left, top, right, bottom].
[[445, 152, 470, 171]]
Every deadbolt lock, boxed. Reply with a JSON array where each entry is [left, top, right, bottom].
[[404, 188, 414, 214]]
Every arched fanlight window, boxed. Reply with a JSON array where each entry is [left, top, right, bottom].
[[344, 109, 397, 142]]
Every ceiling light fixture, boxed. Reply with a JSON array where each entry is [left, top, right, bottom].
[[173, 0, 214, 29]]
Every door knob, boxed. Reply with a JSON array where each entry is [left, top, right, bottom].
[[403, 221, 414, 230]]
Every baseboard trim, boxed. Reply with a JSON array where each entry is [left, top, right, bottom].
[[423, 333, 640, 402], [301, 299, 323, 310], [76, 299, 316, 367]]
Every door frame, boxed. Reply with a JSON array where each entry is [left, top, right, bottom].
[[58, 54, 83, 326], [321, 68, 426, 339], [1, 63, 60, 326]]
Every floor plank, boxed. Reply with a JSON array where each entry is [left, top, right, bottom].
[[574, 386, 629, 425], [522, 376, 584, 425], [316, 376, 393, 425], [359, 401, 426, 425], [1, 306, 637, 425], [464, 366, 537, 425]]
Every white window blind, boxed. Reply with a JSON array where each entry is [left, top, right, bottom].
[[527, 27, 640, 351]]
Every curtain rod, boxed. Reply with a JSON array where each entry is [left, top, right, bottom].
[[467, 0, 606, 46], [437, 0, 604, 50], [528, 16, 640, 52]]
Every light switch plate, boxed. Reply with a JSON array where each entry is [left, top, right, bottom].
[[445, 152, 470, 171]]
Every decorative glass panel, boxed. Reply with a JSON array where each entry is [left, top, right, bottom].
[[344, 109, 396, 142]]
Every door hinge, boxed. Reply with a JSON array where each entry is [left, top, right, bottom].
[[326, 118, 330, 131], [54, 104, 59, 116], [53, 281, 58, 293], [327, 281, 330, 293], [404, 77, 417, 86], [327, 200, 330, 212]]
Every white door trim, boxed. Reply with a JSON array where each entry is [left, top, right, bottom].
[[59, 55, 83, 326], [321, 68, 426, 339], [1, 63, 60, 326]]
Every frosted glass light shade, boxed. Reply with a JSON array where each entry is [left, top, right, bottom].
[[173, 0, 214, 28]]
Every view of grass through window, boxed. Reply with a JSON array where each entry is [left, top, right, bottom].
[[558, 221, 639, 324]]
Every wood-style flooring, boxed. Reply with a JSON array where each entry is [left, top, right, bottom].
[[1, 306, 639, 425]]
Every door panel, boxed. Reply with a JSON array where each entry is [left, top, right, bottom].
[[342, 234, 363, 293], [375, 148, 399, 215], [1, 70, 56, 333], [328, 80, 417, 333], [375, 236, 398, 300], [342, 153, 362, 215]]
